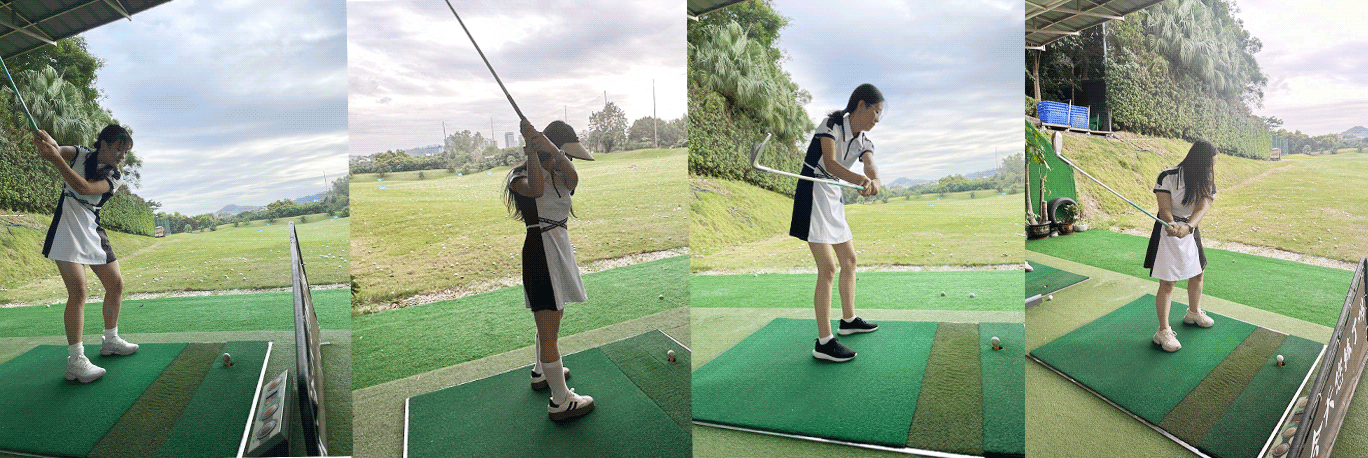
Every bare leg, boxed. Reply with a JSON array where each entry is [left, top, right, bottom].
[[90, 261, 123, 330], [832, 240, 858, 321], [1186, 272, 1204, 312], [1156, 280, 1175, 330], [533, 309, 563, 364], [808, 243, 838, 338], [55, 261, 88, 345]]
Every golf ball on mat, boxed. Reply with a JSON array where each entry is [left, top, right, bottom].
[[991, 337, 1000, 349], [223, 353, 233, 367], [667, 349, 676, 362], [1277, 354, 1285, 365]]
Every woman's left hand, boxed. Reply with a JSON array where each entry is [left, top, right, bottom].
[[1174, 223, 1192, 238], [32, 130, 61, 162]]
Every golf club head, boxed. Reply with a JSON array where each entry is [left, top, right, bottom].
[[749, 133, 771, 169]]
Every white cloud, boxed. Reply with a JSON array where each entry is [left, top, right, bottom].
[[1240, 0, 1368, 134]]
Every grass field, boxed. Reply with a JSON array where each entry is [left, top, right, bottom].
[[690, 178, 1021, 271], [350, 148, 687, 308], [1055, 132, 1367, 263], [351, 256, 688, 389], [0, 213, 349, 305]]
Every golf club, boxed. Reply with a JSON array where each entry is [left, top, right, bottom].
[[749, 133, 865, 190], [443, 0, 526, 122], [0, 54, 39, 132], [1050, 136, 1172, 229]]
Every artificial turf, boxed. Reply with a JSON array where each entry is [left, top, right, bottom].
[[156, 341, 270, 458], [689, 270, 1022, 312], [1030, 296, 1322, 458], [352, 256, 688, 389], [0, 288, 351, 337], [88, 342, 224, 458], [692, 318, 1025, 456], [1026, 230, 1351, 327], [0, 343, 186, 457], [1024, 262, 1088, 299], [405, 331, 690, 458]]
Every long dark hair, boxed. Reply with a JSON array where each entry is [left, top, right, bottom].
[[86, 124, 131, 184], [824, 83, 884, 129], [504, 121, 578, 222], [1178, 140, 1217, 205]]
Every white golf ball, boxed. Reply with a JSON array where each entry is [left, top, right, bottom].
[[969, 293, 976, 298], [991, 336, 1000, 347], [667, 349, 675, 357], [1047, 294, 1054, 301], [223, 353, 233, 366], [1277, 354, 1285, 364], [658, 294, 664, 300], [940, 291, 946, 296]]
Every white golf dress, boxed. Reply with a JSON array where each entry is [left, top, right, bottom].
[[43, 146, 123, 265], [789, 113, 873, 244], [1144, 166, 1214, 281], [509, 166, 587, 311]]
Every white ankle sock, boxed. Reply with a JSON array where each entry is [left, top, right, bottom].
[[544, 359, 569, 404], [103, 327, 118, 339], [69, 343, 84, 358], [818, 334, 834, 345], [841, 316, 857, 323], [533, 335, 544, 374]]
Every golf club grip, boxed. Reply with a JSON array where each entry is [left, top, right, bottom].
[[444, 0, 526, 122], [0, 55, 38, 132], [1058, 154, 1173, 228]]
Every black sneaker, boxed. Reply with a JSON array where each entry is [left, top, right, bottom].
[[838, 317, 879, 335], [813, 337, 856, 362]]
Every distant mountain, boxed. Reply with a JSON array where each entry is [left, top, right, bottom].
[[889, 177, 932, 187], [293, 192, 328, 204], [965, 168, 998, 179], [1343, 126, 1368, 138], [214, 204, 261, 218]]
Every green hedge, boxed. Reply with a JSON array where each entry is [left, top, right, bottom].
[[0, 110, 153, 236], [1106, 20, 1271, 159], [687, 82, 802, 197]]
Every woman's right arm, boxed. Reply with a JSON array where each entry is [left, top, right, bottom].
[[34, 131, 110, 195], [819, 137, 873, 190], [1155, 191, 1177, 236]]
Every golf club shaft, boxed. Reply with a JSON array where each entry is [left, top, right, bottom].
[[443, 0, 526, 122], [756, 164, 865, 190], [0, 54, 39, 132], [1056, 153, 1173, 229]]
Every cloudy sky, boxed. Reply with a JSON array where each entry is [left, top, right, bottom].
[[82, 0, 347, 215], [348, 0, 686, 156], [1239, 0, 1368, 135], [774, 0, 1023, 183]]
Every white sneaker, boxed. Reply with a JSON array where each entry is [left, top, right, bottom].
[[530, 366, 570, 391], [66, 355, 106, 383], [1183, 309, 1215, 328], [100, 335, 139, 356], [548, 389, 595, 421], [1153, 328, 1182, 352]]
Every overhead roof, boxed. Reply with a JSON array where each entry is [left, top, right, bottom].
[[1026, 0, 1166, 50], [0, 0, 174, 59], [687, 0, 749, 18]]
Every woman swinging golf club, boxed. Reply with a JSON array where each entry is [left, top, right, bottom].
[[1147, 140, 1219, 352], [32, 125, 140, 383], [790, 83, 884, 362], [505, 118, 596, 420]]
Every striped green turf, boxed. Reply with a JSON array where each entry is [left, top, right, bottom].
[[1030, 295, 1255, 424], [0, 343, 185, 457], [689, 271, 1022, 312], [693, 318, 938, 447], [406, 336, 690, 458], [1199, 335, 1323, 458], [598, 330, 691, 429], [980, 322, 1026, 457], [1158, 328, 1284, 444], [156, 341, 270, 458], [1024, 262, 1088, 299], [88, 342, 224, 458], [906, 322, 983, 455]]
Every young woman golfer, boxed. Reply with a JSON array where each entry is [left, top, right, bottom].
[[790, 83, 884, 362], [32, 125, 140, 383], [1146, 140, 1218, 352], [506, 119, 596, 420]]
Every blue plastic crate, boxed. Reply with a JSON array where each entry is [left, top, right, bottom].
[[1037, 101, 1069, 125], [1070, 105, 1090, 129]]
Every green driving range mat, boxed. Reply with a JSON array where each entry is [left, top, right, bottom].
[[156, 340, 271, 458], [1030, 296, 1322, 458], [406, 331, 690, 458], [693, 318, 1024, 456], [1024, 262, 1088, 299], [0, 342, 186, 457], [690, 270, 1022, 312]]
